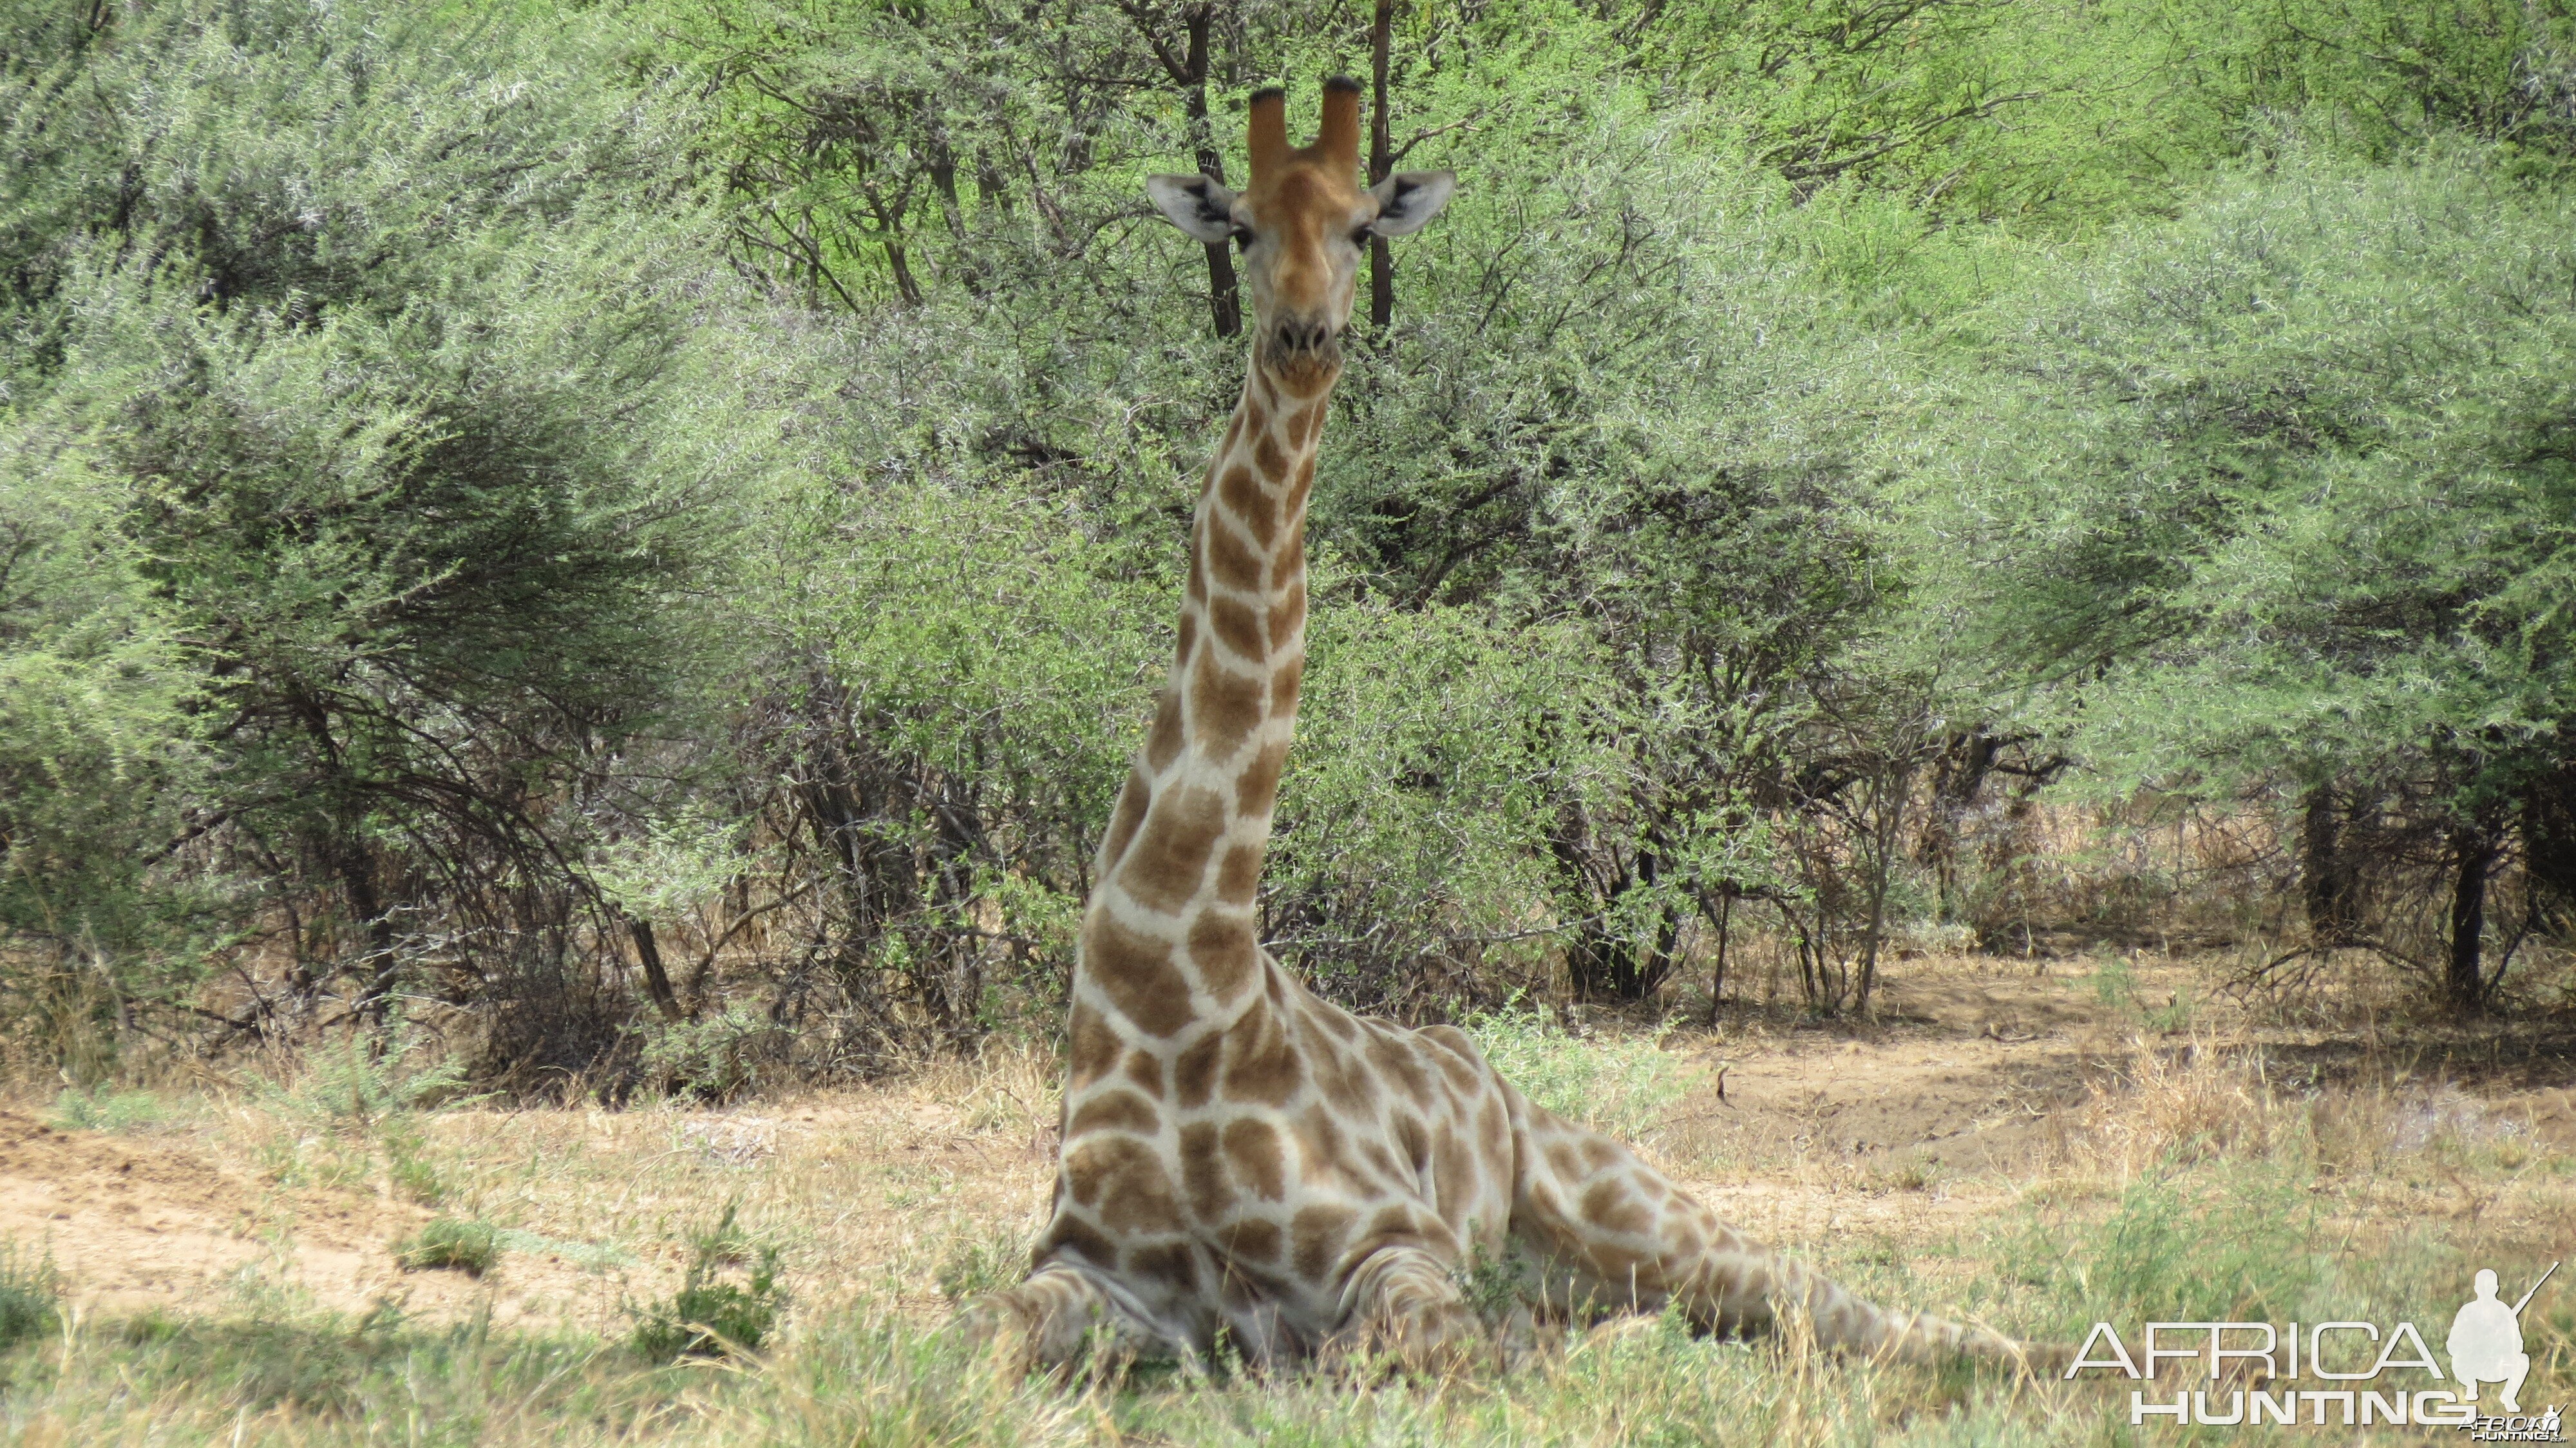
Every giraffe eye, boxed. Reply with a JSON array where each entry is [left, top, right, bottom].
[[1231, 225, 1255, 249], [1349, 225, 1373, 247]]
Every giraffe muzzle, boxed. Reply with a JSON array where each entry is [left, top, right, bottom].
[[1263, 318, 1343, 386]]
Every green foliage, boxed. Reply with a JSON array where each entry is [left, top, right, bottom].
[[8, 0, 2575, 1063], [394, 1219, 502, 1277], [46, 1085, 169, 1134], [256, 1022, 468, 1198], [261, 1025, 470, 1130], [0, 0, 766, 1045], [2012, 1148, 2452, 1349], [1903, 135, 2576, 985], [1636, 0, 2576, 227], [630, 1205, 786, 1362], [0, 1243, 60, 1353], [1452, 1240, 1539, 1327], [106, 1306, 623, 1425], [1459, 998, 1690, 1138], [634, 1002, 786, 1101], [933, 1226, 1025, 1306]]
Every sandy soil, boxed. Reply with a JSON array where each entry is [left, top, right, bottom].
[[6, 953, 2571, 1334]]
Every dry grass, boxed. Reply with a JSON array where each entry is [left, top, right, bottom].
[[0, 953, 2570, 1444]]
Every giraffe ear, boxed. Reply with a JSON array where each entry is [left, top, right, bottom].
[[1146, 175, 1240, 245], [1367, 171, 1455, 238]]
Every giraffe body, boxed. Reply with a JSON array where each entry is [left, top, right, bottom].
[[967, 79, 2050, 1378]]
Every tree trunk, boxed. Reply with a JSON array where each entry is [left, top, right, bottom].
[[336, 831, 400, 1025], [2447, 824, 2498, 1011], [1704, 887, 1734, 1026], [627, 915, 683, 1022], [1180, 7, 1241, 338], [1917, 729, 1997, 911], [1367, 0, 1395, 330], [2526, 763, 2576, 933], [2300, 785, 2362, 945]]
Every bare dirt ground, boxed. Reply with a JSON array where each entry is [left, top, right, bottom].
[[8, 951, 2574, 1338]]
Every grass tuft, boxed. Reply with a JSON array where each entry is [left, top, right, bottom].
[[630, 1204, 785, 1361], [46, 1084, 169, 1134], [1458, 997, 1688, 1138], [394, 1217, 502, 1276], [936, 1224, 1027, 1305], [0, 1243, 60, 1352]]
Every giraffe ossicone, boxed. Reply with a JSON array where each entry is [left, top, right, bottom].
[[961, 77, 2061, 1379]]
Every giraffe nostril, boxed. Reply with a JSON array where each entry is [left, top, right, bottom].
[[1269, 319, 1342, 360]]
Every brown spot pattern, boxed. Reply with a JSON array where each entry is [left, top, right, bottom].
[[1222, 1116, 1288, 1201], [1269, 654, 1303, 717], [1085, 913, 1193, 1037], [1067, 1002, 1118, 1084], [1219, 1217, 1283, 1263], [1179, 1122, 1232, 1219], [1117, 783, 1226, 914], [1291, 1203, 1354, 1281], [1038, 1214, 1116, 1268], [1098, 769, 1149, 873], [1582, 1179, 1651, 1237], [1144, 688, 1185, 772], [1186, 910, 1257, 998], [1267, 580, 1305, 652], [1312, 1041, 1376, 1114], [1069, 1089, 1160, 1138], [1287, 403, 1325, 448], [1189, 651, 1267, 760], [1070, 1136, 1183, 1234], [1273, 514, 1305, 589], [1172, 1031, 1222, 1109], [1125, 1242, 1200, 1292], [1206, 515, 1266, 593], [1208, 594, 1265, 660], [1220, 464, 1275, 545], [1235, 740, 1287, 817], [1122, 1048, 1162, 1092], [1221, 1004, 1303, 1107], [1215, 843, 1263, 904]]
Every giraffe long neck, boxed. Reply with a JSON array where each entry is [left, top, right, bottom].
[[1074, 363, 1329, 1044]]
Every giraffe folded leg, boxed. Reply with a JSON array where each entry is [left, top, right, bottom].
[[1508, 1105, 2063, 1372], [957, 1262, 1174, 1379], [1322, 1243, 1492, 1377]]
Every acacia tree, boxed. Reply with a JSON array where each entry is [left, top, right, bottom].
[[1911, 140, 2576, 1009], [0, 2, 746, 1050]]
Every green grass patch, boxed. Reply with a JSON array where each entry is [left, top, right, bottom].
[[1459, 999, 1689, 1138], [0, 1243, 60, 1353], [394, 1217, 502, 1276], [630, 1205, 785, 1362], [97, 1305, 652, 1430], [935, 1224, 1026, 1306], [2009, 1147, 2461, 1342], [493, 1227, 634, 1270], [46, 1084, 170, 1134]]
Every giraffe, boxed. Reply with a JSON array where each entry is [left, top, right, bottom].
[[963, 77, 2058, 1378]]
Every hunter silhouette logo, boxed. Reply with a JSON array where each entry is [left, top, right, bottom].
[[2453, 1264, 2552, 1414]]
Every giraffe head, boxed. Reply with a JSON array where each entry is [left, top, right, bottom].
[[1147, 77, 1456, 392]]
